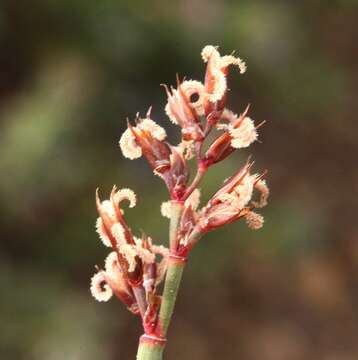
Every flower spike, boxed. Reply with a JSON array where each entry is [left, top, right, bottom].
[[91, 45, 270, 357]]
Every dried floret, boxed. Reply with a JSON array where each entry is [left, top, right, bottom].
[[161, 201, 172, 219], [96, 217, 112, 247], [90, 272, 113, 302], [119, 118, 167, 160], [113, 188, 137, 208], [139, 118, 167, 141], [229, 117, 257, 149], [119, 127, 142, 159], [245, 211, 264, 230]]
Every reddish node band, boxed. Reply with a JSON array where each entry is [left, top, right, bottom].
[[140, 334, 167, 346], [169, 253, 187, 264]]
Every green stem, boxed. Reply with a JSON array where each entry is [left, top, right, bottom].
[[135, 259, 184, 359], [136, 258, 184, 360], [169, 201, 183, 251], [157, 259, 185, 336], [183, 165, 207, 201], [156, 225, 203, 338], [159, 201, 185, 336], [136, 338, 164, 360], [136, 202, 184, 360]]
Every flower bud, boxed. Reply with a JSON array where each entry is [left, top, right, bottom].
[[164, 78, 205, 141], [128, 120, 171, 175], [166, 146, 189, 200], [204, 131, 233, 166], [197, 162, 267, 233], [96, 188, 143, 284], [204, 105, 254, 166], [201, 46, 246, 118]]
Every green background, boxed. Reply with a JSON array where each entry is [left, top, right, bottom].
[[1, 1, 357, 359]]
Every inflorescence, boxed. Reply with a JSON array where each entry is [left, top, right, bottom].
[[90, 45, 269, 336]]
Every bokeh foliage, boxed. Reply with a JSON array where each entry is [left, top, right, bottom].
[[1, 1, 358, 359]]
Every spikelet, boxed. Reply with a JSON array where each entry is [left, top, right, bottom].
[[119, 119, 166, 159], [201, 45, 246, 103]]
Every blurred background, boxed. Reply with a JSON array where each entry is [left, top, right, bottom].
[[1, 1, 358, 359]]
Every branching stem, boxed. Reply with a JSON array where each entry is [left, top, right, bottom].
[[183, 165, 207, 200]]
